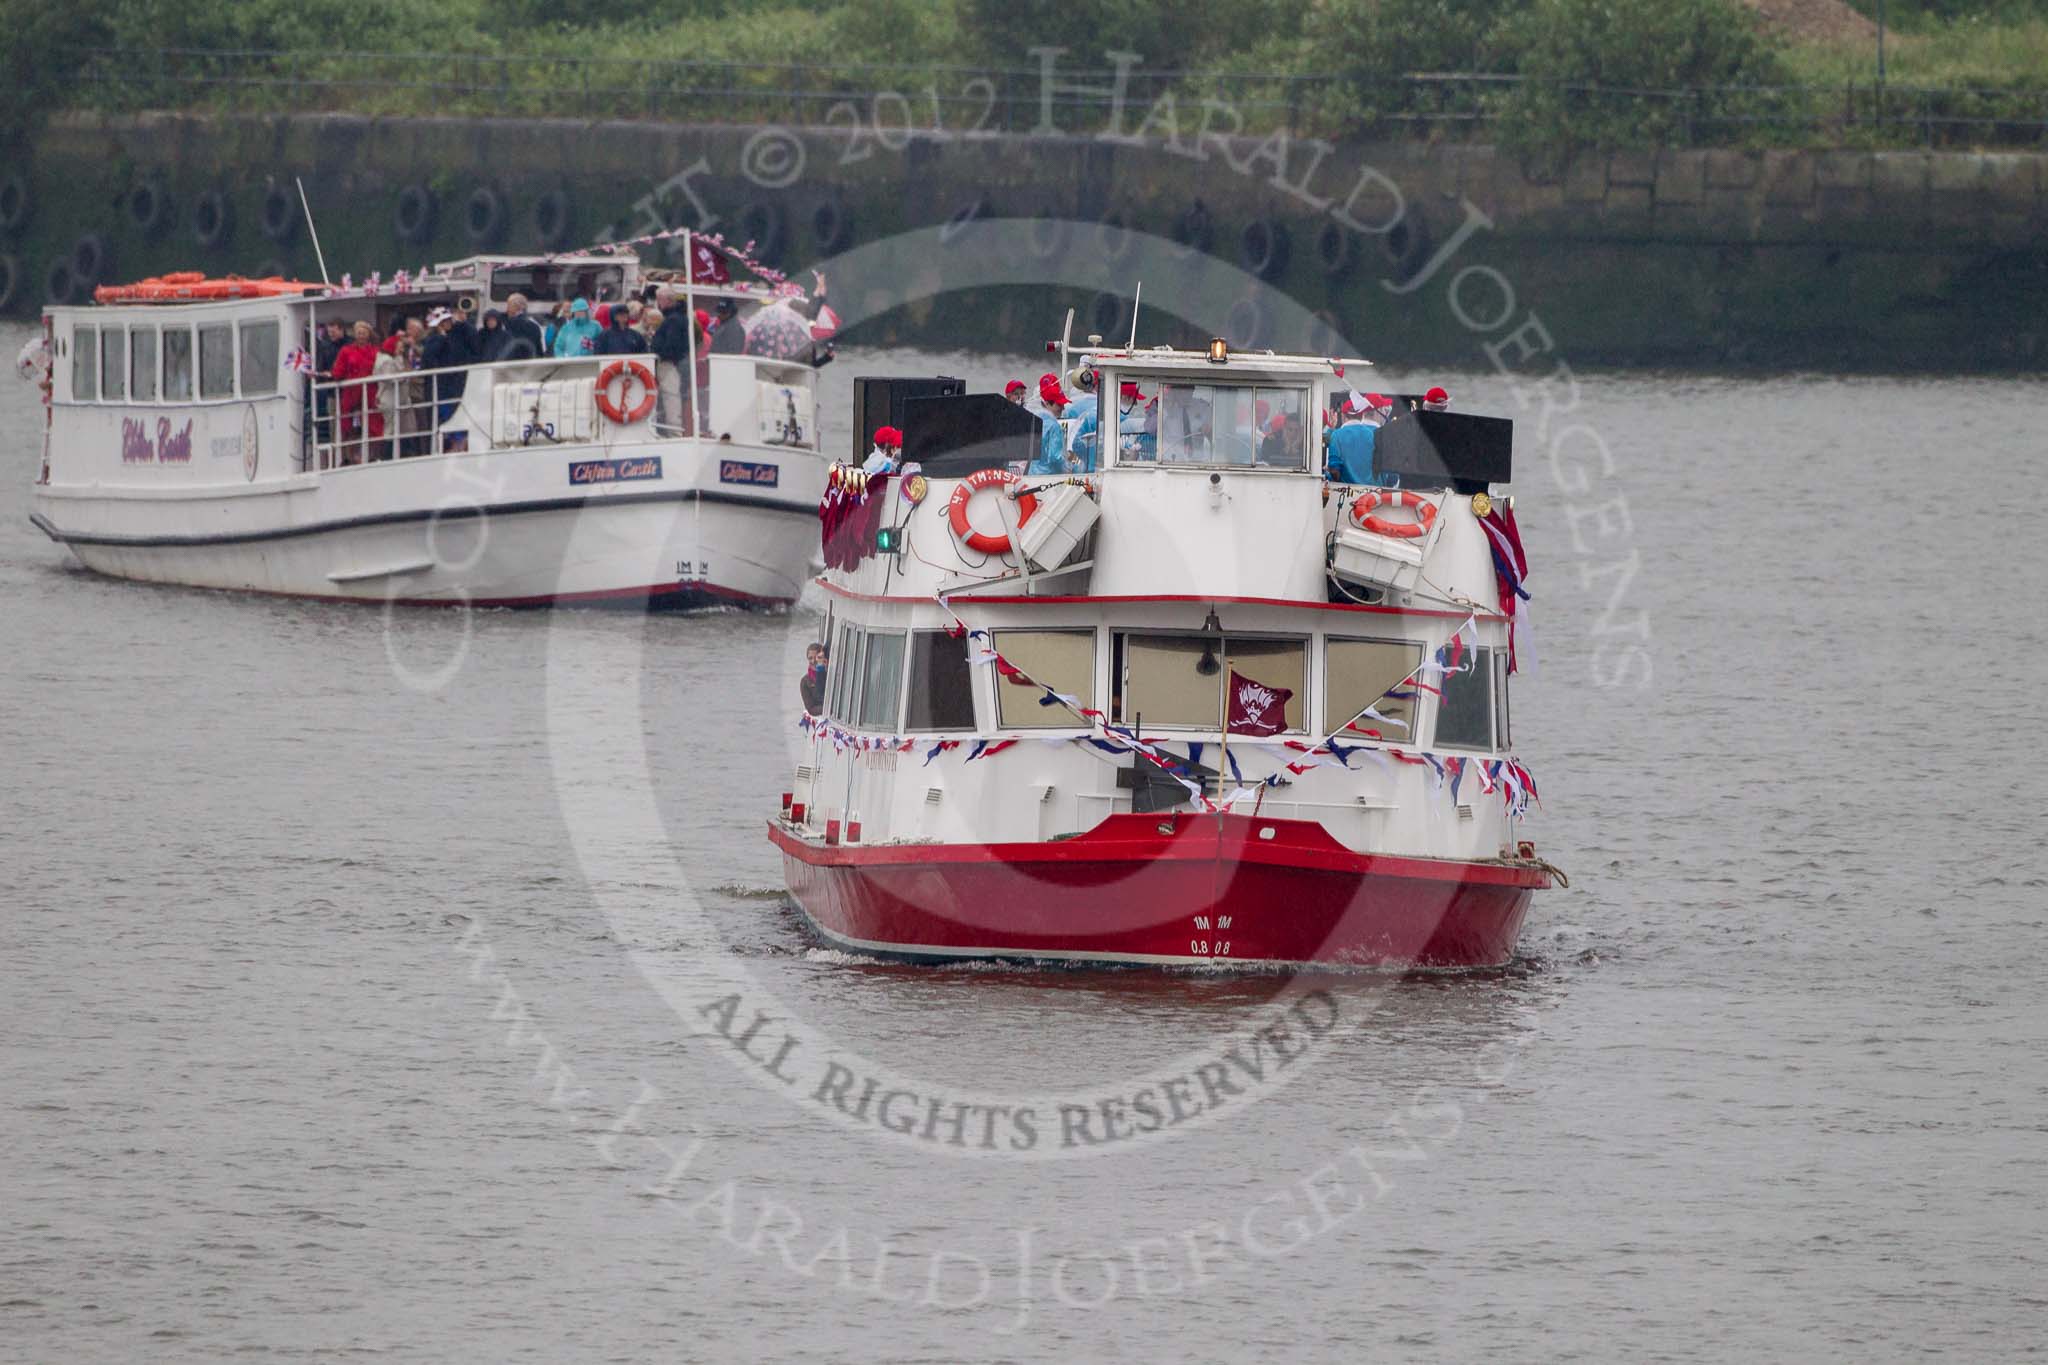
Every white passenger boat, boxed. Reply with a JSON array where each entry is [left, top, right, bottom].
[[770, 340, 1560, 970], [22, 246, 828, 608]]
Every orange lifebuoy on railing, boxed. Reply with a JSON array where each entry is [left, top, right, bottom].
[[946, 468, 1038, 556], [1350, 488, 1437, 540], [596, 360, 656, 425]]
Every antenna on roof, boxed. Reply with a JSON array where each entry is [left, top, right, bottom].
[[295, 178, 332, 287], [1127, 282, 1142, 350]]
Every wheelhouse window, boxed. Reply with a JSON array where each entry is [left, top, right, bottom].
[[1434, 645, 1498, 752], [1325, 637, 1424, 740], [198, 324, 234, 400], [239, 320, 280, 397], [905, 631, 977, 732], [71, 325, 97, 401], [130, 328, 158, 401], [856, 631, 906, 732], [1142, 382, 1309, 469], [100, 328, 125, 401], [990, 630, 1094, 729], [1119, 633, 1306, 731], [163, 328, 194, 401]]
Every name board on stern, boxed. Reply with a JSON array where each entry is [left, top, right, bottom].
[[569, 457, 664, 486], [719, 459, 779, 488]]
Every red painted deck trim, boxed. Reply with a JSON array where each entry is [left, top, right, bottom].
[[816, 580, 1502, 622]]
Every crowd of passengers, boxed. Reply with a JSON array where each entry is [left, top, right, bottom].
[[312, 272, 831, 465], [853, 365, 1456, 489]]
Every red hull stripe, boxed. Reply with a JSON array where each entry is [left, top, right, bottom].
[[817, 581, 1503, 623], [767, 815, 1548, 888], [767, 813, 1543, 969]]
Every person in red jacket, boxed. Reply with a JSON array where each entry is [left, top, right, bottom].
[[331, 321, 382, 465]]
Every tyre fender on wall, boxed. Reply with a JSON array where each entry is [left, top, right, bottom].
[[394, 185, 438, 245], [465, 186, 505, 249], [533, 189, 573, 251], [1240, 217, 1291, 281], [261, 181, 298, 243], [192, 191, 234, 250]]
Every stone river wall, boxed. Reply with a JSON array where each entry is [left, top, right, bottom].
[[2, 113, 2044, 370]]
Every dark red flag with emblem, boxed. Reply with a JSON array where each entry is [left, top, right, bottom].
[[689, 239, 732, 285], [1226, 671, 1293, 737]]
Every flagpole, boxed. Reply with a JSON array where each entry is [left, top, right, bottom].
[[683, 228, 698, 437], [1216, 636, 1230, 815]]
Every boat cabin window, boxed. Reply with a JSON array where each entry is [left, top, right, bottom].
[[828, 621, 863, 722], [1434, 646, 1498, 752], [163, 327, 194, 402], [1118, 633, 1306, 731], [198, 324, 235, 400], [905, 631, 977, 732], [489, 264, 626, 305], [100, 327, 125, 402], [990, 630, 1094, 729], [1495, 650, 1512, 749], [131, 328, 158, 402], [239, 321, 280, 397], [1325, 637, 1423, 739], [71, 325, 97, 402], [857, 631, 907, 732], [1133, 382, 1309, 470]]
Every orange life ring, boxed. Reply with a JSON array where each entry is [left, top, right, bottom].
[[946, 468, 1038, 555], [1350, 488, 1437, 539], [596, 360, 656, 424]]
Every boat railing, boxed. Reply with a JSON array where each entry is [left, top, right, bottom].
[[303, 350, 817, 471]]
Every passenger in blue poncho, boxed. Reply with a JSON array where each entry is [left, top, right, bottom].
[[1064, 368, 1101, 472], [1326, 391, 1395, 486], [1028, 373, 1076, 475], [549, 298, 602, 358]]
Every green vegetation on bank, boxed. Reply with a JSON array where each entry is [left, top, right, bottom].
[[3, 0, 2044, 152]]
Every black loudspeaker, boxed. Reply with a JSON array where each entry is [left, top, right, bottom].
[[1372, 409, 1514, 493], [852, 375, 965, 460], [901, 393, 1042, 477]]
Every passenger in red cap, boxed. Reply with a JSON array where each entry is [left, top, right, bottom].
[[863, 424, 904, 474], [1030, 374, 1075, 474], [1422, 385, 1451, 411], [1005, 380, 1028, 405]]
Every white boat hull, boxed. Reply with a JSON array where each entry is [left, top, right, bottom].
[[32, 441, 822, 609]]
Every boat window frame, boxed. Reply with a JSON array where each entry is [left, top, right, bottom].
[[130, 326, 159, 403], [1323, 634, 1425, 740], [855, 629, 908, 733], [988, 628, 1096, 730], [238, 318, 282, 398], [100, 325, 126, 403], [1495, 649, 1512, 750], [197, 321, 235, 401], [162, 325, 195, 402], [1114, 629, 1309, 733], [1432, 644, 1497, 753], [904, 629, 979, 734], [827, 621, 863, 723], [71, 324, 98, 402], [1107, 371, 1312, 472]]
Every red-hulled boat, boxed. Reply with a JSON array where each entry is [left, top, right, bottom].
[[771, 341, 1558, 970]]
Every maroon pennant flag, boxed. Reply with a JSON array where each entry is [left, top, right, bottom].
[[689, 240, 732, 285], [1226, 670, 1293, 737]]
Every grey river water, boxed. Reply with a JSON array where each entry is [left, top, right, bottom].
[[4, 321, 2046, 1361]]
